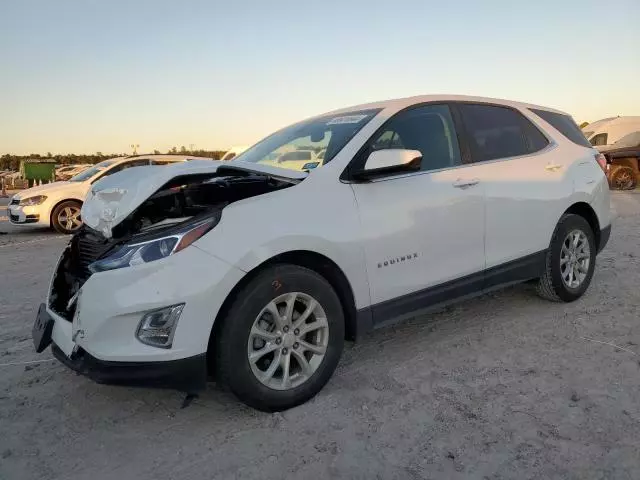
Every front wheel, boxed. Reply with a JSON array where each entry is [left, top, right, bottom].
[[51, 200, 83, 234], [536, 214, 596, 302], [215, 265, 345, 411]]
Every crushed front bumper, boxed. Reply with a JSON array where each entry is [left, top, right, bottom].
[[51, 344, 207, 392], [35, 303, 208, 392]]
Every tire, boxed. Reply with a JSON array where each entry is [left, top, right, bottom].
[[216, 264, 345, 411], [51, 200, 83, 234], [608, 165, 637, 190], [536, 214, 596, 302]]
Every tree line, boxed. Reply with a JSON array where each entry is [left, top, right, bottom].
[[0, 147, 227, 171]]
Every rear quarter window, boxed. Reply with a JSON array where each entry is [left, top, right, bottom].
[[457, 104, 549, 162], [530, 109, 592, 148]]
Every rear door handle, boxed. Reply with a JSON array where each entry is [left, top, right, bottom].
[[453, 178, 480, 189], [545, 164, 563, 172]]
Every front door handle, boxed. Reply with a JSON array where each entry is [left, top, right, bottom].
[[453, 178, 480, 189], [545, 164, 563, 172]]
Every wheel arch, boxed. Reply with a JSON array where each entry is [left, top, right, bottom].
[[563, 202, 601, 250], [208, 250, 360, 369], [48, 197, 83, 227]]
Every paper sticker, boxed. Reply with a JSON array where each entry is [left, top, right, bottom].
[[327, 114, 368, 125]]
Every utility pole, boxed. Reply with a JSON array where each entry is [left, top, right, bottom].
[[130, 144, 140, 155]]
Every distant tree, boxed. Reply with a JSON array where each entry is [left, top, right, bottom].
[[180, 145, 187, 153], [579, 121, 589, 128], [46, 151, 52, 158], [153, 149, 161, 155], [169, 146, 178, 154]]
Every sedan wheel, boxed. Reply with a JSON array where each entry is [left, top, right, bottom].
[[51, 200, 83, 234], [58, 206, 82, 232]]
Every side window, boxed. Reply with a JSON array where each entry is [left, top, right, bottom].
[[95, 159, 150, 181], [459, 104, 548, 162], [590, 133, 608, 146], [368, 104, 461, 172], [150, 159, 181, 165], [120, 159, 150, 170]]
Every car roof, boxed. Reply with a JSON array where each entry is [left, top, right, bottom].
[[323, 94, 569, 117], [107, 155, 205, 165]]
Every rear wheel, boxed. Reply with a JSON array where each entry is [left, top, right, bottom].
[[216, 264, 344, 411], [51, 200, 83, 234], [608, 165, 637, 190], [537, 214, 596, 302]]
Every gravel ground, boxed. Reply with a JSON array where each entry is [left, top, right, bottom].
[[1, 193, 639, 480]]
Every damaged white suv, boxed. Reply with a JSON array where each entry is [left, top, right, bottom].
[[33, 95, 611, 411]]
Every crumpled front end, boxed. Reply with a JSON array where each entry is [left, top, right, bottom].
[[39, 162, 298, 392]]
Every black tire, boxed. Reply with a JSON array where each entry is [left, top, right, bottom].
[[536, 214, 596, 302], [216, 264, 345, 411], [51, 200, 83, 234], [608, 165, 637, 190]]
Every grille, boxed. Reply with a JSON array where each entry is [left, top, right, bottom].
[[50, 228, 116, 320], [72, 230, 115, 280], [10, 214, 19, 222]]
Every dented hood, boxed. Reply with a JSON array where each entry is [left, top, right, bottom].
[[81, 159, 306, 238]]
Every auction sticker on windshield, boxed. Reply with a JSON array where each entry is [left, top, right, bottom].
[[326, 114, 369, 125]]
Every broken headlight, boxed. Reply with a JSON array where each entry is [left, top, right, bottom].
[[89, 216, 218, 273]]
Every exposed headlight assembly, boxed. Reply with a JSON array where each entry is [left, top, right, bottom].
[[19, 195, 47, 206], [89, 215, 218, 273]]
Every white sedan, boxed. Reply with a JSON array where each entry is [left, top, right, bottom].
[[9, 155, 202, 234]]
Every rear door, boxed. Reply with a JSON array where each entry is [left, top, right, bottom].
[[452, 103, 565, 276], [349, 104, 485, 323]]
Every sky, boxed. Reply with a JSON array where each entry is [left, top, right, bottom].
[[1, 0, 639, 156]]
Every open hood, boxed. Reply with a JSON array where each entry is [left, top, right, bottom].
[[81, 160, 306, 238]]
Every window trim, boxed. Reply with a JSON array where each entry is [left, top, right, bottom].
[[341, 101, 552, 182]]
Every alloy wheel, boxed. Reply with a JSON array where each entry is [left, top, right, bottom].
[[560, 229, 590, 289], [58, 206, 82, 231], [247, 292, 329, 390]]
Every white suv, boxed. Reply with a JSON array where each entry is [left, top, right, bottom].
[[33, 95, 611, 411]]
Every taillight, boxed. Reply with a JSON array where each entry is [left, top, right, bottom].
[[595, 153, 607, 173]]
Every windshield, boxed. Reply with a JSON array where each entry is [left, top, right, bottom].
[[234, 109, 381, 171], [69, 159, 117, 182]]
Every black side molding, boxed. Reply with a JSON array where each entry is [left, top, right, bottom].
[[358, 250, 547, 331]]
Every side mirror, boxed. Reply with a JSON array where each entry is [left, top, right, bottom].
[[354, 149, 422, 180]]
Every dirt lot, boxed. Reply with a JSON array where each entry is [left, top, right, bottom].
[[1, 193, 639, 480]]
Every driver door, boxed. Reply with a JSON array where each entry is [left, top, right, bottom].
[[349, 104, 486, 325]]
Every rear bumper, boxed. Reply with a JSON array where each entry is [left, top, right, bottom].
[[51, 343, 207, 392], [598, 224, 611, 254]]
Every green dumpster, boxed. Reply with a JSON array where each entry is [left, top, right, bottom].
[[20, 159, 57, 188]]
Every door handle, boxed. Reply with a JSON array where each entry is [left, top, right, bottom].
[[452, 178, 480, 189], [545, 164, 563, 172]]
